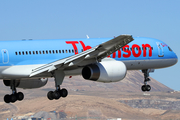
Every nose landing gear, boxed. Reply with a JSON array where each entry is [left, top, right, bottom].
[[141, 69, 153, 92]]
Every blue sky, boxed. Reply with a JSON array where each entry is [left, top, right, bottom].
[[0, 1, 179, 90]]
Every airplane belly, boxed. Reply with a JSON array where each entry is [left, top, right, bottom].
[[123, 58, 177, 70]]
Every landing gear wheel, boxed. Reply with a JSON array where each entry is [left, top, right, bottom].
[[47, 91, 54, 100], [10, 94, 17, 103], [4, 94, 10, 103], [141, 85, 147, 92], [47, 89, 68, 100], [17, 92, 24, 101], [141, 85, 151, 92], [146, 85, 151, 91], [53, 91, 61, 100], [60, 88, 68, 98]]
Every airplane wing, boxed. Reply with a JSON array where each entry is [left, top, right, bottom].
[[30, 35, 134, 77]]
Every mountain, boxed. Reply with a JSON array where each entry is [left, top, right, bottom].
[[43, 70, 173, 92], [0, 70, 175, 120], [0, 70, 173, 93]]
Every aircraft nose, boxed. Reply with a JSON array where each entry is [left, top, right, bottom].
[[171, 52, 178, 65]]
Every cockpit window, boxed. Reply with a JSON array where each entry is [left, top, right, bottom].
[[168, 47, 172, 51]]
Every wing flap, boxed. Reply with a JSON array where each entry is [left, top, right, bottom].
[[96, 35, 133, 60], [30, 46, 98, 77]]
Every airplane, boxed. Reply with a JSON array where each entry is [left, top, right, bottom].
[[0, 35, 177, 103]]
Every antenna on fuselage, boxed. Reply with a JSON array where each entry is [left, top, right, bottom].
[[86, 35, 89, 39]]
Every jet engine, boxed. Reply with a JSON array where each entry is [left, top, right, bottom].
[[3, 78, 48, 89], [82, 61, 127, 83]]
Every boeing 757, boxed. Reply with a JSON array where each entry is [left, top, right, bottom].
[[0, 35, 177, 103]]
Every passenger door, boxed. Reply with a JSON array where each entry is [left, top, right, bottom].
[[1, 49, 9, 64]]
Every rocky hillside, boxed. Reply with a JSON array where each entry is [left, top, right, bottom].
[[0, 70, 178, 120], [43, 70, 173, 92], [0, 70, 173, 93]]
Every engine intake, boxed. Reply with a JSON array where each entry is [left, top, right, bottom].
[[82, 61, 127, 83]]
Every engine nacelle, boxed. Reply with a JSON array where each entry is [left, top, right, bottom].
[[82, 61, 127, 83], [3, 78, 48, 89]]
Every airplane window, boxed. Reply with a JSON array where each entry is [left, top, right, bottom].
[[66, 50, 68, 53], [29, 51, 31, 55], [81, 49, 83, 52], [147, 47, 151, 50], [62, 50, 64, 53], [49, 50, 51, 54], [69, 50, 71, 53], [75, 50, 77, 53], [36, 51, 38, 54], [52, 50, 55, 54], [19, 52, 21, 55], [56, 50, 58, 53], [39, 51, 41, 54], [26, 51, 28, 55], [43, 51, 45, 54], [15, 52, 18, 55], [22, 51, 25, 55], [168, 47, 172, 51], [151, 47, 153, 50], [33, 51, 35, 54], [72, 50, 74, 53], [59, 50, 61, 53]]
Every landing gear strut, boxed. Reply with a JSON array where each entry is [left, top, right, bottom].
[[141, 69, 151, 92], [4, 80, 24, 103], [47, 70, 68, 100]]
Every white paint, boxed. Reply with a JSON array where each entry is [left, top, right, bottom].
[[97, 61, 127, 82]]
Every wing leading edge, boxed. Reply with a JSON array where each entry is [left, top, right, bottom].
[[30, 35, 134, 77]]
